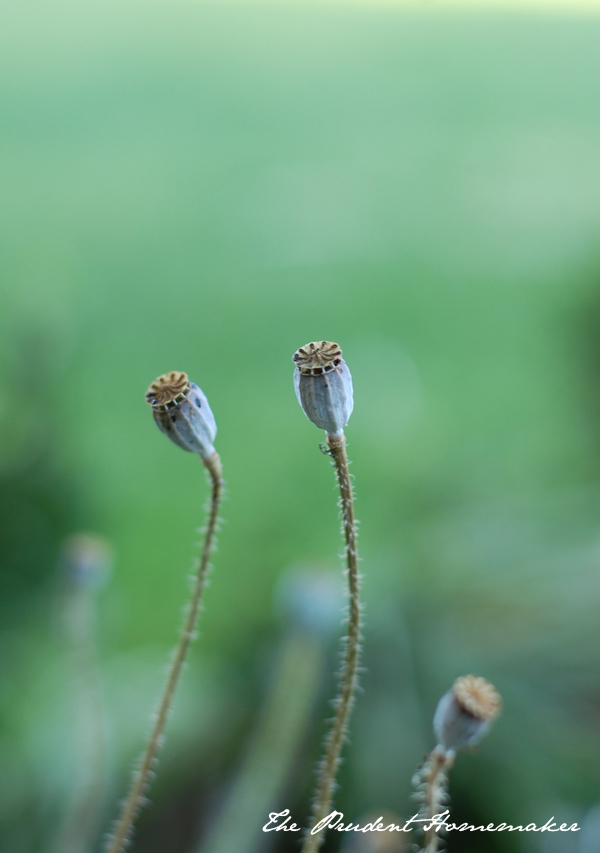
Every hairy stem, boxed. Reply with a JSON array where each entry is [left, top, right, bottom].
[[105, 451, 223, 853], [301, 433, 361, 853], [421, 747, 453, 853]]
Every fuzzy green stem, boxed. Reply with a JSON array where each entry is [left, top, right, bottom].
[[105, 451, 223, 853], [301, 432, 361, 853], [422, 747, 453, 853]]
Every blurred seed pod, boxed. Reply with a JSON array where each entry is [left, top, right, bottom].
[[433, 675, 501, 753], [274, 564, 343, 636], [293, 341, 353, 437], [146, 370, 217, 458], [60, 533, 113, 589]]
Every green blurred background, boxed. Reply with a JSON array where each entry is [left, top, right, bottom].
[[3, 2, 600, 851]]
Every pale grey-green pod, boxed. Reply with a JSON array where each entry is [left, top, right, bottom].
[[292, 341, 354, 437], [433, 675, 501, 753], [146, 371, 217, 458]]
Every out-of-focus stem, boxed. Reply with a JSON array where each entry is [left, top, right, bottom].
[[199, 629, 323, 853], [301, 433, 361, 853], [105, 451, 222, 853], [54, 565, 106, 853]]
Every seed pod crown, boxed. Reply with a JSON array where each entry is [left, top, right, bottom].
[[453, 675, 501, 722], [293, 341, 343, 376], [146, 371, 191, 410]]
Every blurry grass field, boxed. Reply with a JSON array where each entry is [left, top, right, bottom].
[[3, 3, 600, 851]]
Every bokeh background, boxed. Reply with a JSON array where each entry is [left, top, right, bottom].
[[3, 1, 600, 851]]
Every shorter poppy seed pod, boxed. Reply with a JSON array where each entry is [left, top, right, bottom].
[[292, 341, 354, 437], [433, 674, 501, 753], [146, 371, 217, 459]]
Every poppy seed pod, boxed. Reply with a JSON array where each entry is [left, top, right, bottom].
[[146, 371, 217, 459], [433, 675, 501, 753], [292, 341, 354, 437]]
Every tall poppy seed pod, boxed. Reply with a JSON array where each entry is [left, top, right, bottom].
[[146, 370, 217, 459], [433, 675, 501, 753], [294, 339, 359, 853], [292, 341, 354, 437], [106, 372, 223, 853]]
